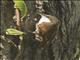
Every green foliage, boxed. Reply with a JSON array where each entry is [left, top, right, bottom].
[[6, 28, 25, 35], [13, 0, 28, 19]]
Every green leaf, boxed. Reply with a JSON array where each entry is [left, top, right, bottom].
[[13, 0, 28, 19], [6, 28, 24, 35]]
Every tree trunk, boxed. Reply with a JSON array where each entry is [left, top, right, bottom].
[[1, 0, 80, 60], [23, 1, 80, 60]]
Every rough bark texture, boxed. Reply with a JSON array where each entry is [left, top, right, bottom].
[[1, 0, 80, 60]]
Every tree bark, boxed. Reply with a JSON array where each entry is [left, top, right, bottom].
[[1, 0, 80, 60]]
